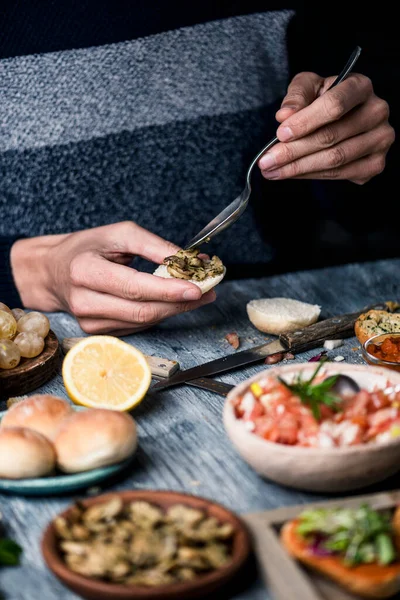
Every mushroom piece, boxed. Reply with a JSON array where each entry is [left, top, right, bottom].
[[163, 249, 224, 281]]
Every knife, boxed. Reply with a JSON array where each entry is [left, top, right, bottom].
[[151, 302, 391, 392]]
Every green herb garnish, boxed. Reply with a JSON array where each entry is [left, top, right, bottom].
[[297, 503, 396, 567], [0, 538, 22, 566], [278, 359, 341, 420]]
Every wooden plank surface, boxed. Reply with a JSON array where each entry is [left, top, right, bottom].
[[1, 257, 400, 600]]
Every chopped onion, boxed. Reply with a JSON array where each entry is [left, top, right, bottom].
[[308, 351, 327, 362]]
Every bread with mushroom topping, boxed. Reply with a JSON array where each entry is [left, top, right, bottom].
[[153, 249, 226, 294]]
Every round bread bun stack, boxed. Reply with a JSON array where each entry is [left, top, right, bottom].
[[1, 394, 73, 441], [246, 297, 321, 334], [54, 408, 137, 473], [0, 427, 56, 479]]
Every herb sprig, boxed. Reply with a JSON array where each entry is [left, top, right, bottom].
[[278, 359, 342, 420], [0, 538, 22, 566], [297, 503, 396, 566]]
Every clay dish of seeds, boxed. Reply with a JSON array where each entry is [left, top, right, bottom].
[[41, 489, 251, 600]]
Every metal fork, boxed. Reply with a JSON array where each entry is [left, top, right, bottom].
[[184, 46, 362, 251]]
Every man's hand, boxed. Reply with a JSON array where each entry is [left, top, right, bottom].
[[11, 222, 215, 335], [258, 72, 395, 184]]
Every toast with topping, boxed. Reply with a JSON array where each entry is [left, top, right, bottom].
[[355, 310, 400, 346], [281, 504, 400, 598]]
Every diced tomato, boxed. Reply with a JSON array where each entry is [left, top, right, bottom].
[[368, 390, 392, 411], [275, 414, 299, 445], [235, 374, 400, 448], [245, 401, 264, 421], [319, 404, 335, 420], [368, 407, 398, 428], [351, 415, 369, 428], [344, 390, 370, 417]]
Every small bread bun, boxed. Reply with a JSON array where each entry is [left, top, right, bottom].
[[280, 511, 400, 598], [0, 427, 56, 479], [54, 409, 137, 473], [1, 394, 73, 442], [355, 310, 400, 346], [246, 297, 321, 335], [153, 264, 226, 294]]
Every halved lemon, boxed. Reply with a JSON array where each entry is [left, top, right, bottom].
[[62, 336, 152, 411]]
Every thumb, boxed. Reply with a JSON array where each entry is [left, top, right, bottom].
[[275, 71, 323, 123]]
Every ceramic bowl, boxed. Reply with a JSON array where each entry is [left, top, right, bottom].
[[41, 489, 252, 600], [361, 332, 400, 372], [223, 362, 400, 493]]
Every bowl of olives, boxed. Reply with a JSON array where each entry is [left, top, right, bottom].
[[0, 302, 60, 400]]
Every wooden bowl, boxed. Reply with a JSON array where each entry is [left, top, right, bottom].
[[41, 489, 252, 600], [0, 330, 60, 399], [223, 362, 400, 493]]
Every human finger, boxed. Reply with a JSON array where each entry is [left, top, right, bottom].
[[69, 287, 216, 326], [275, 72, 323, 123], [275, 73, 373, 142], [261, 123, 393, 181], [102, 221, 181, 264], [69, 255, 203, 302], [260, 95, 391, 171], [77, 318, 153, 335], [262, 151, 386, 185]]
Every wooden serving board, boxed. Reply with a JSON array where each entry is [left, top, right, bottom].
[[243, 489, 400, 600], [0, 330, 61, 399]]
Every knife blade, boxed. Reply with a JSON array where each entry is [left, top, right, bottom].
[[151, 302, 391, 392], [184, 378, 235, 396]]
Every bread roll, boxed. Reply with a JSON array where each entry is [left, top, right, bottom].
[[54, 409, 137, 473], [246, 297, 321, 334], [0, 427, 56, 479], [281, 510, 400, 598], [355, 310, 400, 346], [1, 394, 73, 441], [153, 264, 226, 294]]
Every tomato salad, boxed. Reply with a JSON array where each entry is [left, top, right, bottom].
[[232, 364, 400, 448]]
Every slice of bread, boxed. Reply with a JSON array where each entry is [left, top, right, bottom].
[[280, 506, 400, 598], [153, 264, 226, 294], [354, 310, 400, 346], [246, 297, 321, 335]]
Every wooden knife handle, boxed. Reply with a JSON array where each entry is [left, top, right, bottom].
[[280, 302, 394, 350]]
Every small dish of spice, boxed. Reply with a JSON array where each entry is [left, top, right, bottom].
[[362, 332, 400, 372]]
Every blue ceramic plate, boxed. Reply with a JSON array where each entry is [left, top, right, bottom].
[[0, 407, 135, 496]]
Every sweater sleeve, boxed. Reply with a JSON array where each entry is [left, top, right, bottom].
[[0, 236, 24, 308]]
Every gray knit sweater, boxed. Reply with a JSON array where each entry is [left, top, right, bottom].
[[1, 2, 399, 305]]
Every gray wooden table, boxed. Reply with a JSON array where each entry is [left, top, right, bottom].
[[1, 257, 400, 600]]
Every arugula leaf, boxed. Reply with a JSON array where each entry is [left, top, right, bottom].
[[278, 359, 342, 419], [0, 538, 22, 566]]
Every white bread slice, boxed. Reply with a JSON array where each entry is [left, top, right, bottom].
[[246, 297, 321, 334], [280, 507, 400, 598], [153, 264, 226, 295]]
